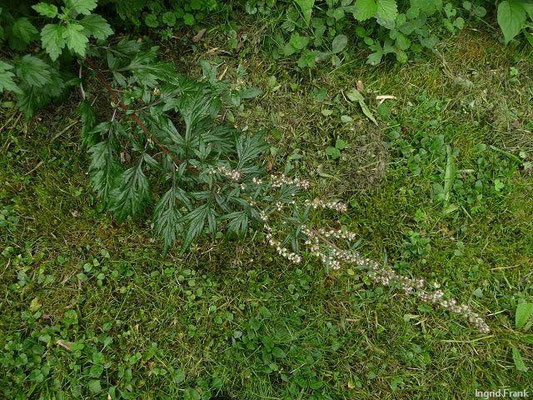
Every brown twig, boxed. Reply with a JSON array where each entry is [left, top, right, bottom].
[[84, 58, 193, 171]]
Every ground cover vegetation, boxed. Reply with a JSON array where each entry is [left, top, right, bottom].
[[1, 0, 532, 399]]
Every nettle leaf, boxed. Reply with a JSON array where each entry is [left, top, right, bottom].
[[15, 55, 52, 88], [32, 3, 58, 18], [67, 0, 98, 15], [376, 0, 398, 21], [41, 24, 66, 61], [295, 0, 315, 25], [0, 62, 22, 94], [63, 23, 89, 57], [354, 0, 377, 21], [111, 163, 151, 222], [497, 1, 526, 44], [80, 14, 113, 40]]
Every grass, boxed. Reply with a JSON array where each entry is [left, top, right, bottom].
[[1, 21, 532, 399]]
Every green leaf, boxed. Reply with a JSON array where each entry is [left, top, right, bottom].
[[240, 87, 263, 99], [78, 100, 97, 146], [289, 33, 310, 50], [154, 188, 185, 250], [41, 24, 65, 61], [80, 14, 113, 40], [346, 88, 378, 125], [297, 50, 317, 68], [162, 11, 177, 27], [89, 364, 104, 378], [63, 309, 78, 325], [497, 1, 526, 44], [63, 23, 88, 57], [295, 0, 315, 25], [67, 0, 97, 15], [183, 13, 195, 26], [15, 55, 52, 88], [0, 63, 22, 94], [111, 164, 151, 222], [523, 3, 533, 19], [32, 3, 58, 18], [326, 146, 341, 159], [182, 205, 210, 250], [145, 13, 159, 28], [376, 0, 398, 21], [331, 34, 348, 53], [11, 18, 39, 44], [88, 379, 102, 393], [512, 347, 528, 372], [88, 126, 123, 204], [354, 0, 377, 21], [515, 303, 533, 330]]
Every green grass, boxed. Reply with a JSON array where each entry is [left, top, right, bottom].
[[1, 23, 532, 399]]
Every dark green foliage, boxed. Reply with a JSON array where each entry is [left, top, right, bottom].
[[79, 43, 292, 249]]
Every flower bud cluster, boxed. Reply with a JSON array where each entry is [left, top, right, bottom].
[[261, 212, 302, 264], [305, 199, 348, 212], [209, 165, 241, 181], [297, 225, 490, 333], [269, 175, 310, 190]]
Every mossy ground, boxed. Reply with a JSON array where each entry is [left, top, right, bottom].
[[1, 22, 532, 399]]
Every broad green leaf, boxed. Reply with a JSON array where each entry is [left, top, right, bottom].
[[183, 13, 195, 26], [145, 13, 159, 28], [326, 146, 341, 159], [354, 0, 377, 21], [515, 303, 533, 330], [410, 0, 442, 15], [346, 88, 378, 125], [63, 23, 88, 57], [331, 34, 348, 53], [89, 364, 103, 378], [289, 33, 309, 50], [32, 3, 58, 18], [15, 55, 52, 88], [512, 347, 528, 372], [295, 0, 315, 25], [80, 14, 113, 40], [239, 87, 263, 99], [523, 3, 533, 19], [497, 1, 526, 44], [67, 0, 97, 15], [367, 50, 383, 65], [88, 379, 102, 393], [41, 24, 65, 61], [376, 0, 398, 21], [11, 18, 39, 44], [297, 50, 317, 68], [162, 11, 177, 26]]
